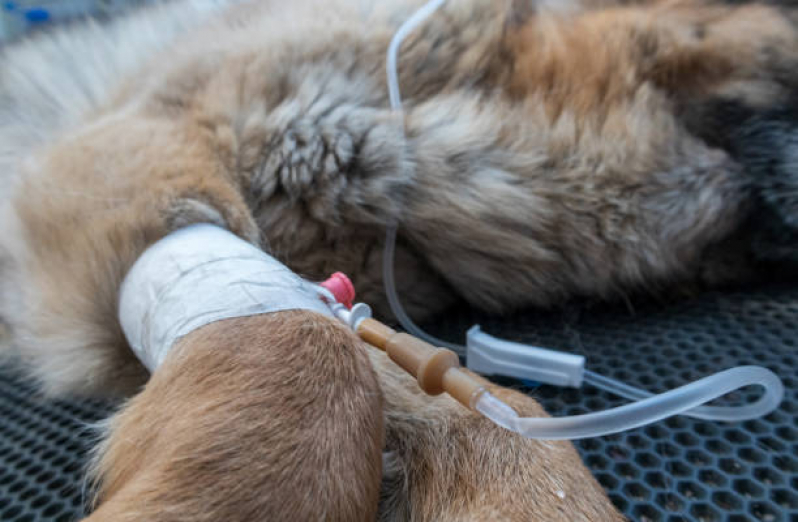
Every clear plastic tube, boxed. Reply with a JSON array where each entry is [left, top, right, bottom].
[[384, 0, 463, 352], [476, 366, 784, 440], [383, 225, 465, 352], [386, 0, 448, 112], [582, 370, 782, 422]]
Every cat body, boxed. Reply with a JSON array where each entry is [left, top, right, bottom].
[[0, 0, 796, 519]]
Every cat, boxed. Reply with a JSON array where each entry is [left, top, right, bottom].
[[0, 0, 796, 519]]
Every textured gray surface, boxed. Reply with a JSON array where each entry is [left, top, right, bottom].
[[0, 283, 796, 521], [0, 370, 110, 521]]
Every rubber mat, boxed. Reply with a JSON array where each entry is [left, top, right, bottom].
[[0, 369, 111, 521], [0, 283, 796, 521]]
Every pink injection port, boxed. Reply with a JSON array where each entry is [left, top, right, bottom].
[[320, 272, 355, 309]]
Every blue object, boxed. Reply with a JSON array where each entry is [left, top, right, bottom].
[[24, 8, 51, 24], [3, 1, 17, 12]]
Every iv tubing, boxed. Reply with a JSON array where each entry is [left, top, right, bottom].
[[386, 0, 448, 112], [476, 366, 784, 440], [386, 222, 784, 427], [582, 370, 784, 422], [383, 225, 465, 352], [349, 301, 784, 439], [383, 0, 463, 352]]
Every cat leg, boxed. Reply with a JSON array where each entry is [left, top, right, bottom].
[[4, 114, 259, 397], [85, 312, 383, 522], [8, 115, 383, 519], [369, 349, 623, 522]]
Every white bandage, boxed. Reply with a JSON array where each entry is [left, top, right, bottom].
[[118, 224, 332, 372]]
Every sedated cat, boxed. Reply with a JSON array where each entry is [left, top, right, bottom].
[[0, 0, 796, 519]]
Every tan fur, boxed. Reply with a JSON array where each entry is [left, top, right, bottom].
[[1, 0, 797, 519], [86, 311, 384, 521], [370, 351, 621, 521]]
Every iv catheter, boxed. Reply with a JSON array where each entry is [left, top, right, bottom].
[[118, 222, 783, 441], [321, 273, 784, 440]]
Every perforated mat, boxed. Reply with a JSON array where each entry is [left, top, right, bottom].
[[0, 369, 111, 521], [0, 283, 796, 521]]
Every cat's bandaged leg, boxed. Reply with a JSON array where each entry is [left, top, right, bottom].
[[118, 224, 333, 371]]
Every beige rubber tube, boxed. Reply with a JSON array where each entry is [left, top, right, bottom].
[[357, 318, 488, 409]]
